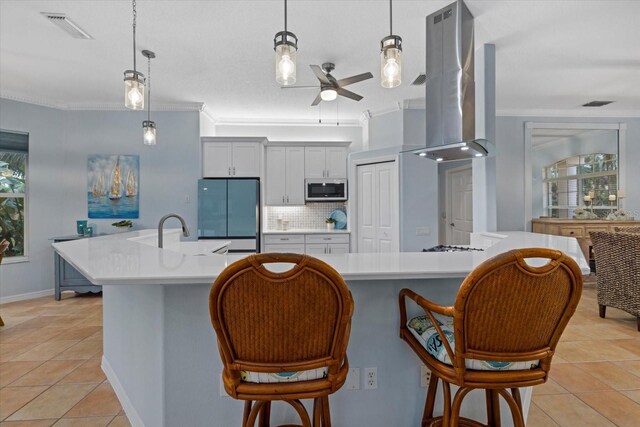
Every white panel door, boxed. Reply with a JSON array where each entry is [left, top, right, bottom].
[[357, 164, 377, 253], [447, 166, 473, 245], [375, 162, 399, 253], [305, 147, 326, 178], [357, 162, 399, 253], [232, 143, 260, 177], [325, 147, 347, 178], [305, 244, 327, 255], [265, 147, 286, 205], [285, 147, 305, 205], [202, 143, 232, 177]]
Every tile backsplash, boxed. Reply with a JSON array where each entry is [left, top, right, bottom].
[[265, 203, 347, 230]]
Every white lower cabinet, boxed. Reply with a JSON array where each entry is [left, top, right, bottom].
[[263, 233, 350, 254]]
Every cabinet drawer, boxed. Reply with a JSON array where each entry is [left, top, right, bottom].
[[264, 234, 305, 244], [263, 244, 305, 253], [560, 227, 584, 237], [305, 234, 350, 244]]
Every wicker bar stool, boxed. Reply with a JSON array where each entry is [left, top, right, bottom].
[[399, 248, 583, 427], [0, 239, 9, 327], [209, 253, 354, 427], [590, 231, 640, 331]]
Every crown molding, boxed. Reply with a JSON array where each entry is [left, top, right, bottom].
[[496, 108, 640, 118], [0, 91, 203, 112], [213, 117, 362, 127]]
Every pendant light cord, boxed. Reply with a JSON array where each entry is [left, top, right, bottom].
[[284, 0, 287, 32], [132, 0, 137, 72], [147, 56, 151, 122], [389, 0, 393, 35]]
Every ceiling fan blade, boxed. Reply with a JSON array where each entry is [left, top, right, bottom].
[[281, 86, 318, 89], [336, 72, 374, 87], [310, 65, 331, 84], [336, 87, 363, 102], [311, 92, 323, 106]]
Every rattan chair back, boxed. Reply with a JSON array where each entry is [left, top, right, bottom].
[[614, 226, 640, 234], [210, 252, 354, 378], [452, 248, 583, 372]]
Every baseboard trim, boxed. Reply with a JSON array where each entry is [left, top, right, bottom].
[[102, 355, 145, 427], [0, 288, 54, 305]]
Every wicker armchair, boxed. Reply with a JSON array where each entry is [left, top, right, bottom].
[[590, 231, 640, 331], [0, 239, 9, 327], [400, 248, 583, 427], [209, 253, 354, 427]]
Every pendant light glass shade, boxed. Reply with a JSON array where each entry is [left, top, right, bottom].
[[143, 120, 156, 146], [380, 36, 402, 88], [124, 70, 145, 110], [274, 0, 297, 85]]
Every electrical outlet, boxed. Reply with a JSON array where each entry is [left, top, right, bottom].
[[345, 367, 360, 390], [364, 367, 377, 390], [416, 226, 431, 236], [420, 365, 432, 388]]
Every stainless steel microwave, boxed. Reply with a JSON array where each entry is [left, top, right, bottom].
[[305, 179, 348, 202]]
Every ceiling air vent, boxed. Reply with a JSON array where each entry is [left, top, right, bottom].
[[41, 13, 93, 39], [582, 100, 613, 107], [411, 74, 427, 86]]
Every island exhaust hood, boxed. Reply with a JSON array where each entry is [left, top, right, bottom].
[[413, 0, 488, 162]]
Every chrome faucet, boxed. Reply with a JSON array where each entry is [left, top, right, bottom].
[[158, 214, 190, 248]]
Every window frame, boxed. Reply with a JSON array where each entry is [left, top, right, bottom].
[[0, 129, 29, 264]]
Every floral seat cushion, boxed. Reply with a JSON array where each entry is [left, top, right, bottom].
[[407, 315, 539, 371], [240, 367, 328, 383]]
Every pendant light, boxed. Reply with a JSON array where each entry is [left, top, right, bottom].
[[274, 0, 298, 85], [380, 0, 402, 88], [142, 50, 156, 146], [124, 0, 145, 109]]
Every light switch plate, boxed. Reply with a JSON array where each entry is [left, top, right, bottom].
[[345, 367, 360, 390]]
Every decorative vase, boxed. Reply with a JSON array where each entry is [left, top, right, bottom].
[[76, 220, 88, 235], [326, 223, 335, 230]]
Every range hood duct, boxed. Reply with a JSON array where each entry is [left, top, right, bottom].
[[413, 0, 488, 162]]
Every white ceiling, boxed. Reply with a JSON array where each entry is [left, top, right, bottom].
[[1, 0, 639, 122]]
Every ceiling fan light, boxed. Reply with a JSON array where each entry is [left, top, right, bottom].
[[143, 120, 156, 146], [320, 88, 337, 101], [380, 36, 402, 88], [274, 31, 298, 85], [124, 70, 145, 110]]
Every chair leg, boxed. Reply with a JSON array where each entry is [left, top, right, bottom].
[[246, 401, 266, 427], [243, 401, 253, 427], [441, 381, 452, 427], [451, 387, 473, 427], [599, 304, 606, 318], [422, 375, 439, 426], [287, 399, 312, 427], [485, 390, 495, 426], [312, 397, 322, 427], [490, 389, 501, 427], [258, 401, 271, 427], [321, 395, 331, 427], [497, 389, 525, 427], [511, 388, 522, 414]]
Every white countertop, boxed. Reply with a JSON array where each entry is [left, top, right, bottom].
[[52, 229, 590, 286], [262, 228, 350, 234]]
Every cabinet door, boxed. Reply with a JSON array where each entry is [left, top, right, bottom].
[[305, 244, 327, 255], [232, 143, 261, 177], [202, 143, 232, 177], [328, 243, 349, 254], [265, 147, 286, 205], [264, 244, 305, 254], [304, 147, 326, 178], [325, 147, 347, 178], [286, 147, 306, 205]]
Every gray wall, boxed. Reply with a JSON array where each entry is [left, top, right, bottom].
[[496, 116, 640, 231], [367, 109, 404, 150], [0, 98, 200, 300]]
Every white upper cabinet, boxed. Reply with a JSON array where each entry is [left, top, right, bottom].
[[304, 147, 347, 179], [266, 146, 305, 206], [202, 139, 262, 178]]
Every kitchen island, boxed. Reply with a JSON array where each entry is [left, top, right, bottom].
[[52, 230, 589, 427]]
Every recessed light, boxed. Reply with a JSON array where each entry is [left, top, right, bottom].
[[418, 152, 427, 157], [461, 146, 469, 151], [436, 157, 444, 162], [475, 153, 483, 157]]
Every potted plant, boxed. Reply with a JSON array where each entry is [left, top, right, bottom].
[[325, 217, 337, 230], [112, 220, 133, 233]]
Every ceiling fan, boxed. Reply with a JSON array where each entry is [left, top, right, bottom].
[[284, 63, 373, 106]]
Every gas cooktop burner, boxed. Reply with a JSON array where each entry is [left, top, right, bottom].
[[423, 245, 485, 253]]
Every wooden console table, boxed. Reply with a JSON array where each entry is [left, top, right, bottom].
[[531, 218, 640, 268], [51, 235, 101, 300]]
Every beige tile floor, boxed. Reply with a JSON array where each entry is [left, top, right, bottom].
[[1, 279, 639, 426]]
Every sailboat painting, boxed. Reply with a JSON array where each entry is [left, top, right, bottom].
[[88, 155, 139, 219]]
